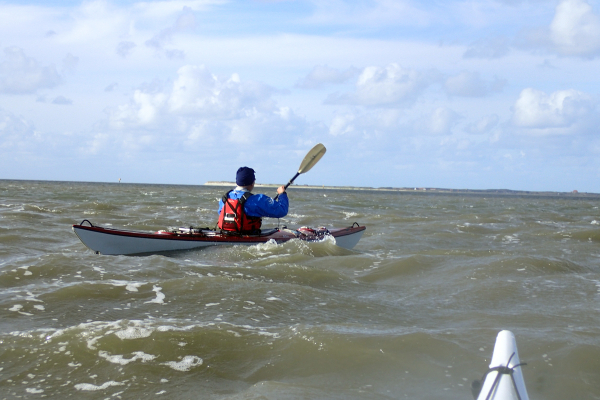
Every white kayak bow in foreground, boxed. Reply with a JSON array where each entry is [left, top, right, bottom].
[[473, 330, 529, 400]]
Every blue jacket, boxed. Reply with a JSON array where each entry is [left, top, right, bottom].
[[218, 188, 289, 218]]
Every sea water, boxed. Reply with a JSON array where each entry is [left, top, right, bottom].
[[0, 180, 599, 399]]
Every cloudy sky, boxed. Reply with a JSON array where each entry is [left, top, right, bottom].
[[1, 0, 600, 192]]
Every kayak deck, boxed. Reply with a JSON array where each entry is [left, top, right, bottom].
[[72, 220, 366, 255]]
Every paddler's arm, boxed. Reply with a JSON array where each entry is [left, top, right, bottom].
[[245, 190, 289, 218]]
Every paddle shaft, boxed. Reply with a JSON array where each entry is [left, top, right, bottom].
[[274, 172, 300, 201]]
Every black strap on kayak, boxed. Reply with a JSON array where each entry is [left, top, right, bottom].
[[477, 352, 527, 400]]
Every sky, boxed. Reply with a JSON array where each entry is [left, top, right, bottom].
[[1, 0, 600, 192]]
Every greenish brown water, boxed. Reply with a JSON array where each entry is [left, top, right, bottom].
[[1, 180, 600, 399]]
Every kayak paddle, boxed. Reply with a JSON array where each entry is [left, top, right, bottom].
[[274, 143, 326, 200]]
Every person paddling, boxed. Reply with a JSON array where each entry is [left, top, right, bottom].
[[217, 167, 288, 234]]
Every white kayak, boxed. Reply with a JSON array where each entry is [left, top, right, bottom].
[[473, 330, 529, 400], [72, 220, 366, 255]]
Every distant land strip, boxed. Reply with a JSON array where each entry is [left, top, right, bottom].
[[205, 182, 600, 199]]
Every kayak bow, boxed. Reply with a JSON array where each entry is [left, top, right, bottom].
[[473, 330, 529, 400], [72, 220, 366, 255]]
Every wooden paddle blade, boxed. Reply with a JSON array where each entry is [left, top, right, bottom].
[[297, 143, 326, 174]]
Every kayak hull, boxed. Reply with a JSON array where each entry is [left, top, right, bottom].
[[476, 330, 529, 400], [72, 223, 366, 255]]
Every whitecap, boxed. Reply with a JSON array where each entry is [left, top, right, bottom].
[[343, 211, 358, 219], [108, 280, 147, 292], [144, 285, 165, 304], [126, 282, 145, 292], [20, 292, 44, 303], [161, 355, 203, 371], [502, 234, 520, 244], [99, 350, 156, 365], [257, 330, 280, 338], [74, 381, 124, 391], [114, 326, 153, 340]]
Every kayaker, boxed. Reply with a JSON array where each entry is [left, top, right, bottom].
[[217, 167, 288, 233]]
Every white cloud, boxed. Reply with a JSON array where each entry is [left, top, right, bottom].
[[327, 109, 410, 141], [133, 0, 223, 21], [0, 47, 62, 94], [145, 6, 196, 58], [325, 105, 460, 142], [429, 107, 460, 135], [108, 89, 168, 129], [325, 64, 441, 107], [31, 1, 210, 54], [549, 0, 600, 57], [512, 87, 596, 134], [329, 113, 356, 136], [58, 0, 129, 45], [520, 0, 600, 58], [413, 107, 460, 136], [101, 64, 308, 152], [167, 66, 277, 118], [296, 65, 359, 89], [444, 71, 506, 97], [0, 108, 37, 149]]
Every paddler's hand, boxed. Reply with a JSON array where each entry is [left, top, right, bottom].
[[276, 186, 286, 195]]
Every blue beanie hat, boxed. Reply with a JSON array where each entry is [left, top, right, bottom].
[[236, 167, 255, 186]]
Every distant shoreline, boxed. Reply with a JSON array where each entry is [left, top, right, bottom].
[[205, 181, 600, 199], [1, 179, 597, 199]]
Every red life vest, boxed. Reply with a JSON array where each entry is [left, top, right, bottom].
[[217, 190, 262, 233]]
